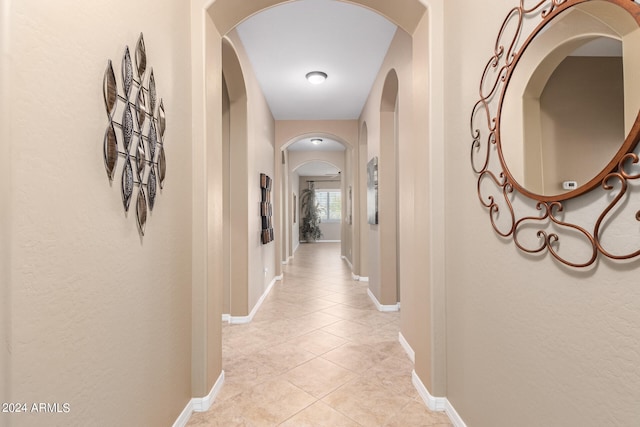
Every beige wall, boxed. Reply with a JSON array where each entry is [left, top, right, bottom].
[[342, 148, 354, 263], [222, 74, 231, 314], [290, 171, 301, 252], [445, 1, 640, 425], [358, 29, 411, 306], [4, 1, 193, 425], [1, 0, 10, 409], [539, 56, 624, 195], [8, 0, 638, 426], [356, 5, 446, 397], [225, 30, 277, 314]]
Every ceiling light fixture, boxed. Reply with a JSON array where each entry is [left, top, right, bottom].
[[306, 71, 327, 85], [310, 138, 323, 145]]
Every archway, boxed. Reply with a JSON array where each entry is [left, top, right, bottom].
[[293, 160, 343, 244], [190, 0, 447, 405], [357, 122, 369, 280], [375, 69, 399, 307], [283, 134, 350, 260], [222, 38, 249, 319]]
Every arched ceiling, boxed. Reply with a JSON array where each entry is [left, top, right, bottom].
[[288, 137, 346, 152], [295, 161, 341, 177], [234, 0, 398, 120]]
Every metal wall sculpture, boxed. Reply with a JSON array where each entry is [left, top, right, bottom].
[[102, 33, 167, 237], [260, 173, 274, 244], [367, 157, 378, 225], [470, 0, 640, 268]]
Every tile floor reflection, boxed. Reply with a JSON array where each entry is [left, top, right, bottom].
[[187, 243, 451, 426]]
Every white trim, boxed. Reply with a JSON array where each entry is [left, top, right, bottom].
[[293, 241, 300, 254], [342, 255, 364, 283], [367, 288, 400, 312], [228, 275, 281, 324], [173, 371, 225, 427], [398, 332, 415, 363], [317, 240, 341, 243], [412, 370, 446, 412], [281, 255, 294, 265], [341, 255, 354, 271], [192, 370, 225, 412], [173, 400, 193, 427], [445, 399, 468, 427], [412, 370, 467, 427], [221, 314, 231, 323]]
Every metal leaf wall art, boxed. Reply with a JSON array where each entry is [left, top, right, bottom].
[[102, 33, 167, 237]]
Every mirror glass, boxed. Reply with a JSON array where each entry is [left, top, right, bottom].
[[499, 0, 640, 199]]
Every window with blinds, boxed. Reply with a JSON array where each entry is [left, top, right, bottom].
[[315, 189, 341, 222]]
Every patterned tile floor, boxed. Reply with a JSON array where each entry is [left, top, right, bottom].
[[187, 243, 451, 426]]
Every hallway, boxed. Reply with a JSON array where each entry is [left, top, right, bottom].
[[187, 243, 451, 426]]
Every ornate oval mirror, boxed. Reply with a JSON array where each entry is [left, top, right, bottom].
[[471, 0, 640, 267]]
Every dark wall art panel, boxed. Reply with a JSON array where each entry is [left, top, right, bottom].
[[367, 156, 378, 225], [260, 173, 274, 244]]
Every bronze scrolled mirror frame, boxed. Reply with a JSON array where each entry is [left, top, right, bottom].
[[471, 0, 640, 267]]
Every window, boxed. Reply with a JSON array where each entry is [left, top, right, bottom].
[[315, 189, 341, 222]]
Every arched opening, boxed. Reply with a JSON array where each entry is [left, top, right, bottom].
[[285, 136, 348, 251], [190, 0, 445, 405], [294, 160, 343, 243], [374, 69, 399, 307], [222, 38, 249, 318], [277, 129, 356, 271], [357, 122, 369, 279]]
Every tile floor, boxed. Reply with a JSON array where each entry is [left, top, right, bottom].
[[187, 242, 451, 426]]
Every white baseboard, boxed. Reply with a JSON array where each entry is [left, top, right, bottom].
[[412, 370, 467, 427], [317, 240, 341, 243], [224, 275, 281, 324], [367, 288, 400, 312], [341, 255, 354, 272], [173, 399, 193, 427], [445, 398, 467, 427], [359, 276, 369, 282], [193, 370, 225, 412], [173, 370, 225, 427], [412, 370, 446, 412], [281, 255, 294, 265], [398, 332, 415, 363], [351, 272, 361, 281]]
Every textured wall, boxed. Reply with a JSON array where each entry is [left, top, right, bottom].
[[4, 1, 193, 425], [1, 0, 11, 411], [224, 30, 277, 313], [358, 28, 412, 306]]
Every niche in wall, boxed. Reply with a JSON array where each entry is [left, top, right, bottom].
[[260, 173, 274, 244]]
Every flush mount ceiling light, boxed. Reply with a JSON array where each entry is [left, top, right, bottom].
[[306, 71, 327, 85], [310, 138, 323, 145]]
